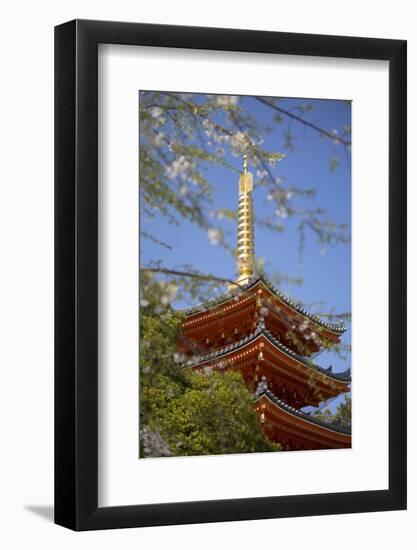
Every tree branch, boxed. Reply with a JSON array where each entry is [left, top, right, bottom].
[[254, 97, 352, 146], [142, 267, 245, 290]]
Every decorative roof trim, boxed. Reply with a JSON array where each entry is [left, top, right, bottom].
[[255, 388, 351, 436], [182, 319, 351, 383], [179, 276, 346, 335]]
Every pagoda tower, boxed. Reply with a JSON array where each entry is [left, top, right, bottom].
[[178, 156, 351, 451]]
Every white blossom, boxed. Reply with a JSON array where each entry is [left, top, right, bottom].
[[173, 352, 186, 363], [165, 155, 193, 180], [152, 132, 165, 147], [150, 106, 163, 118], [202, 119, 215, 138], [168, 139, 180, 152], [276, 206, 288, 218], [230, 131, 252, 157], [215, 95, 238, 107], [331, 129, 340, 146], [269, 189, 293, 203], [159, 282, 178, 305], [256, 169, 268, 179], [207, 228, 222, 245]]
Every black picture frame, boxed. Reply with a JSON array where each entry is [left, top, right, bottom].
[[55, 19, 407, 531]]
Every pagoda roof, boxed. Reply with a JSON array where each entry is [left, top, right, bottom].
[[255, 387, 351, 436], [180, 275, 346, 335], [182, 318, 351, 383]]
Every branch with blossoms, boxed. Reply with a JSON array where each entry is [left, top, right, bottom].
[[140, 91, 351, 317], [297, 301, 352, 362], [254, 96, 351, 174], [254, 96, 351, 146], [140, 92, 350, 257]]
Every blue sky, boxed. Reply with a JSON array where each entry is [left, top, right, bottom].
[[140, 93, 351, 413]]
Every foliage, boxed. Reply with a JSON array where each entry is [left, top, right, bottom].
[[139, 273, 279, 457], [141, 371, 279, 457], [313, 396, 351, 429]]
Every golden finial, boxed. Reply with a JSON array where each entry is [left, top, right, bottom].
[[243, 153, 248, 174], [236, 154, 255, 285], [239, 154, 253, 194]]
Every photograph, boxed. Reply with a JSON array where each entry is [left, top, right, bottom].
[[0, 1, 408, 543], [139, 91, 352, 458]]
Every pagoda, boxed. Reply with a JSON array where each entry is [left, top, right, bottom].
[[178, 156, 351, 451]]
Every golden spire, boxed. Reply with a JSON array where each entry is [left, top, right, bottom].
[[235, 154, 255, 285]]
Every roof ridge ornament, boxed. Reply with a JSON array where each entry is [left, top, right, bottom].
[[255, 376, 268, 397]]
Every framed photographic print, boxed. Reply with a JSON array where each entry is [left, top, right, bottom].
[[55, 19, 406, 530]]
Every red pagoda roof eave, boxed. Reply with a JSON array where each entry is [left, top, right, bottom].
[[255, 392, 351, 438], [256, 281, 344, 339], [180, 276, 346, 337], [182, 322, 351, 385]]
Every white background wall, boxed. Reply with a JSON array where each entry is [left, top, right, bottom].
[[0, 1, 414, 548]]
